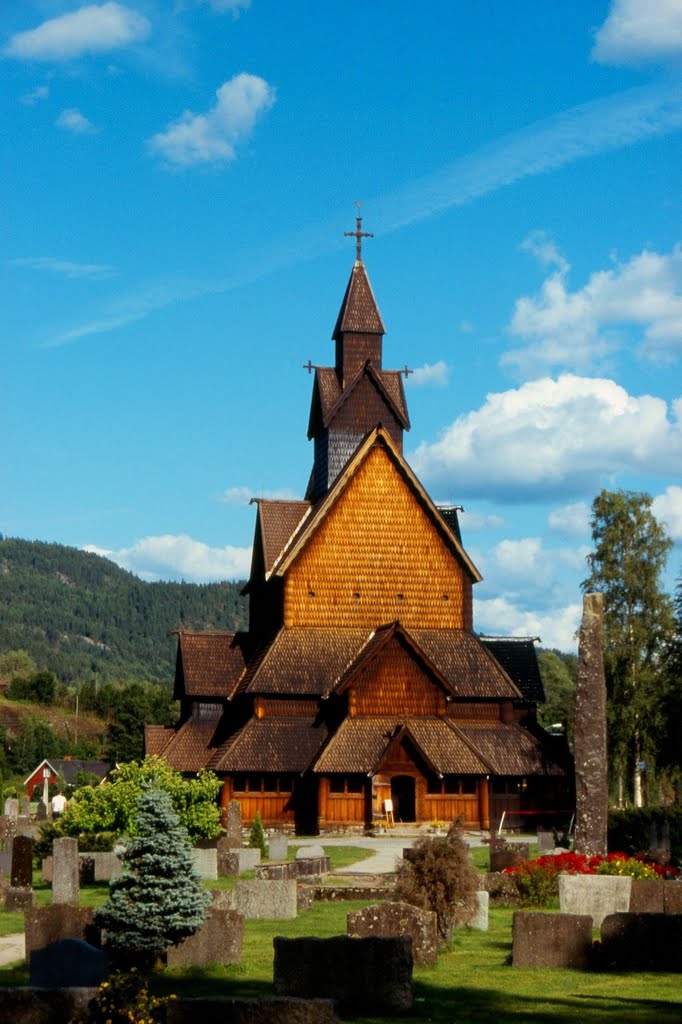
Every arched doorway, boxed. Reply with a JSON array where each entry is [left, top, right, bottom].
[[391, 775, 416, 822]]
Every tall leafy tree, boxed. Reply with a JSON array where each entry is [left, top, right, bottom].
[[659, 576, 682, 793], [582, 489, 673, 807]]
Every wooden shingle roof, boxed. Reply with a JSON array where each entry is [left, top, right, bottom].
[[410, 629, 523, 699], [237, 626, 369, 696], [480, 636, 545, 703], [271, 428, 481, 583], [333, 260, 385, 338], [313, 716, 490, 775], [155, 718, 221, 773], [308, 365, 409, 439], [331, 622, 455, 698], [255, 499, 311, 574], [174, 630, 249, 700], [210, 716, 328, 773], [454, 721, 566, 776], [144, 725, 175, 756]]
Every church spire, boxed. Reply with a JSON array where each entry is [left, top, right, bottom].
[[333, 208, 385, 384]]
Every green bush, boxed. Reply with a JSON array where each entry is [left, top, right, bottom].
[[248, 811, 266, 857], [608, 807, 682, 864]]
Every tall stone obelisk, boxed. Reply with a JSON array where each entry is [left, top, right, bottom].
[[574, 592, 608, 857]]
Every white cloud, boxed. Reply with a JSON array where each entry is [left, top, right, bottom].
[[475, 596, 582, 652], [491, 537, 549, 585], [20, 85, 49, 105], [217, 485, 298, 507], [504, 245, 682, 373], [409, 360, 449, 388], [149, 72, 275, 168], [410, 374, 682, 501], [519, 229, 569, 274], [593, 0, 682, 65], [84, 534, 252, 582], [56, 108, 96, 134], [459, 511, 504, 531], [653, 485, 682, 541], [548, 502, 591, 536], [196, 0, 251, 14], [3, 3, 151, 61], [9, 256, 114, 279]]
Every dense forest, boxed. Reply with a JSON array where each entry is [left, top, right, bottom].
[[0, 537, 248, 683]]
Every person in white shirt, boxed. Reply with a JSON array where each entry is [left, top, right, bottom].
[[51, 792, 67, 818]]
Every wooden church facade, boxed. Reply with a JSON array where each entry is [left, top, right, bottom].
[[146, 220, 571, 832]]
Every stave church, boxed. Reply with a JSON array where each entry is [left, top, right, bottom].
[[146, 217, 572, 833]]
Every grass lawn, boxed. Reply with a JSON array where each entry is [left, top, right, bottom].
[[2, 844, 680, 1022]]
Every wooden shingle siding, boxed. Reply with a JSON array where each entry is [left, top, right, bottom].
[[285, 445, 471, 629], [351, 639, 445, 716]]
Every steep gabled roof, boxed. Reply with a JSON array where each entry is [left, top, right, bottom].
[[333, 259, 385, 338], [236, 625, 369, 696], [174, 630, 249, 701], [410, 629, 523, 699], [480, 636, 545, 703], [271, 427, 482, 583], [209, 716, 329, 773], [254, 499, 311, 574], [308, 365, 409, 438], [312, 716, 490, 775], [330, 621, 455, 699]]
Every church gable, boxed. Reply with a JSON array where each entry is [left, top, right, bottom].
[[281, 434, 479, 629]]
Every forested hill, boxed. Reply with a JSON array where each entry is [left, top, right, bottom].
[[0, 538, 248, 683]]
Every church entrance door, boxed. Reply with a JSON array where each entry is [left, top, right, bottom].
[[391, 775, 416, 822]]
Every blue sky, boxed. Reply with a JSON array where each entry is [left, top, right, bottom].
[[2, 0, 681, 652]]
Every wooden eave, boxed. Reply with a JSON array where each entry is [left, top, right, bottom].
[[328, 621, 456, 699], [307, 364, 410, 440], [371, 722, 441, 778], [270, 427, 482, 583]]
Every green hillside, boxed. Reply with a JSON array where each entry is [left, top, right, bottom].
[[0, 537, 248, 683]]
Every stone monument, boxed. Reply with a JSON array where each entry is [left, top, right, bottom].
[[574, 592, 608, 858]]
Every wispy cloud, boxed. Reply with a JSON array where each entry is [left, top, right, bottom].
[[149, 72, 275, 168], [217, 485, 298, 507], [593, 0, 682, 65], [409, 361, 449, 388], [43, 79, 682, 346], [9, 256, 114, 279], [84, 533, 252, 582], [20, 84, 49, 105], [652, 484, 682, 542], [56, 108, 97, 134], [190, 0, 251, 15], [3, 3, 151, 62]]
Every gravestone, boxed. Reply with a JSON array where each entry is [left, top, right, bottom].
[[166, 908, 244, 967], [274, 935, 413, 1013], [600, 912, 682, 971], [537, 830, 555, 853], [0, 989, 95, 1022], [257, 861, 297, 881], [192, 847, 218, 881], [297, 884, 315, 912], [4, 798, 19, 822], [11, 834, 33, 888], [36, 800, 48, 821], [25, 905, 99, 960], [78, 854, 95, 885], [0, 814, 13, 839], [42, 856, 53, 884], [511, 911, 593, 968], [347, 901, 438, 965], [0, 836, 13, 877], [489, 841, 528, 873], [233, 879, 298, 919], [295, 844, 325, 860], [294, 856, 330, 879], [225, 801, 242, 845], [52, 837, 80, 904], [20, 795, 31, 818], [4, 885, 35, 911], [268, 834, 289, 861], [629, 880, 682, 914], [559, 873, 631, 930], [574, 592, 608, 858], [467, 890, 489, 931], [164, 997, 338, 1024], [93, 852, 123, 882], [30, 938, 109, 988]]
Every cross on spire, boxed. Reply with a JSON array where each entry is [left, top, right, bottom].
[[344, 201, 373, 262]]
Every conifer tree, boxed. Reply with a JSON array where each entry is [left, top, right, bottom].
[[248, 810, 267, 856], [96, 788, 210, 965]]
